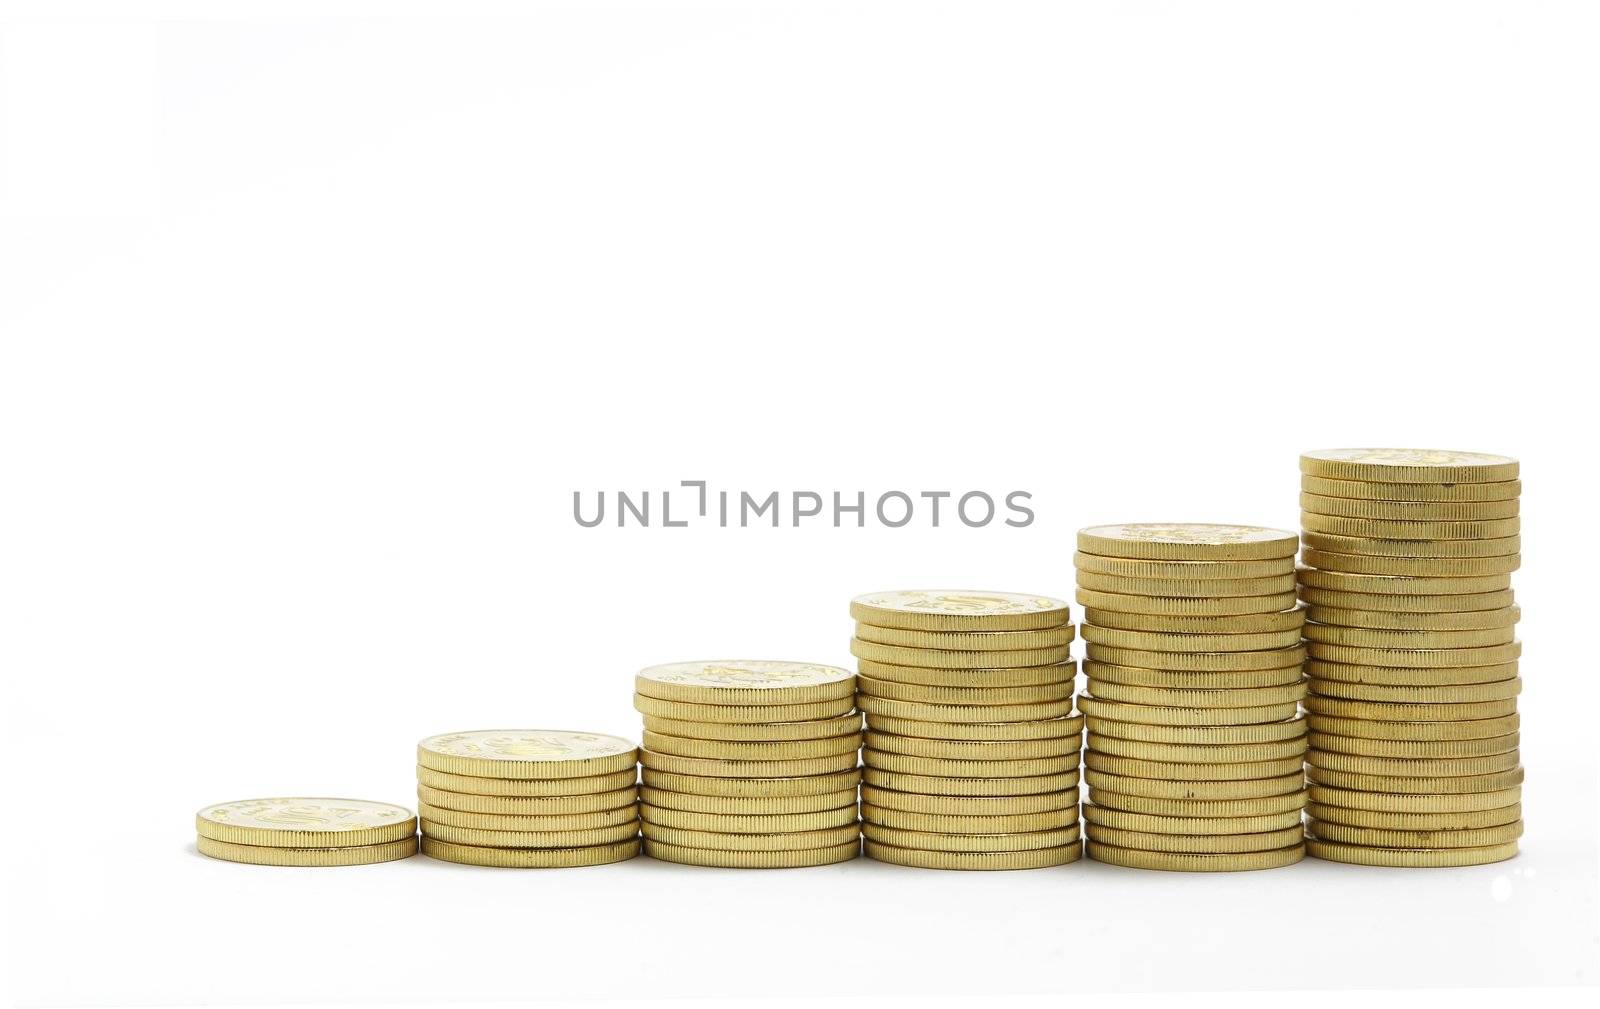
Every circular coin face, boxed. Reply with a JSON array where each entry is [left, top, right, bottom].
[[1077, 524, 1297, 560], [850, 590, 1070, 630], [637, 660, 852, 693], [1299, 449, 1518, 483], [196, 798, 415, 847], [417, 730, 637, 778]]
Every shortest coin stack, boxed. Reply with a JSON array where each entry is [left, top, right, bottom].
[[196, 797, 418, 866], [416, 729, 642, 868], [635, 660, 862, 868]]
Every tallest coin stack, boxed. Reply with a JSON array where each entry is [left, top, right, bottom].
[[1297, 449, 1523, 867]]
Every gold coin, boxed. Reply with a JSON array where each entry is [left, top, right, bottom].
[[640, 768, 860, 797], [197, 835, 417, 866], [1084, 607, 1307, 634], [1303, 604, 1520, 631], [865, 713, 1083, 741], [196, 798, 416, 848], [1077, 523, 1299, 561], [1082, 624, 1303, 652], [1303, 623, 1515, 649], [849, 590, 1070, 631], [638, 786, 857, 815], [1307, 712, 1519, 741], [1307, 784, 1521, 813], [1083, 768, 1303, 801], [1086, 732, 1305, 764], [1305, 801, 1521, 831], [1078, 694, 1300, 726], [640, 804, 858, 833], [1081, 803, 1302, 835], [1298, 448, 1519, 484], [1309, 677, 1522, 704], [856, 694, 1076, 723], [1305, 640, 1521, 668], [1085, 680, 1306, 709], [1302, 531, 1520, 559], [853, 622, 1075, 650], [862, 767, 1079, 797], [1086, 839, 1302, 871], [1297, 586, 1517, 614], [1077, 588, 1300, 616], [1302, 695, 1518, 722], [856, 657, 1073, 688], [860, 803, 1079, 834], [864, 750, 1079, 779], [864, 839, 1081, 870], [856, 673, 1073, 706], [415, 784, 637, 816], [634, 660, 854, 706], [1085, 660, 1305, 689], [1305, 837, 1517, 867], [417, 730, 638, 780], [850, 638, 1072, 669], [1305, 659, 1519, 687], [1301, 473, 1521, 501], [1307, 731, 1519, 759], [1299, 492, 1519, 521], [632, 694, 855, 723], [1077, 571, 1298, 598], [415, 767, 637, 798], [421, 837, 640, 868], [1305, 764, 1524, 793], [1302, 549, 1520, 577], [1085, 822, 1304, 854], [862, 822, 1079, 853], [860, 785, 1077, 815], [1296, 568, 1513, 596], [1301, 513, 1521, 541], [1084, 644, 1305, 672], [1307, 818, 1523, 849], [864, 731, 1079, 760], [640, 822, 861, 851], [1086, 789, 1306, 818], [638, 749, 858, 778], [640, 731, 862, 761], [419, 820, 639, 848], [644, 838, 859, 867], [640, 713, 861, 741], [1307, 749, 1519, 777], [1073, 552, 1297, 579], [1084, 715, 1306, 745], [1084, 751, 1304, 781], [415, 801, 639, 833]]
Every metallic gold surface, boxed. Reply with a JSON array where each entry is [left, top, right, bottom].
[[862, 822, 1079, 853], [1080, 803, 1302, 835], [1302, 695, 1519, 722], [1299, 492, 1520, 521], [1306, 818, 1523, 849], [1300, 549, 1520, 578], [1304, 641, 1521, 668], [421, 837, 640, 868], [1300, 513, 1520, 540], [196, 798, 415, 848], [640, 713, 861, 741], [1306, 784, 1521, 813], [634, 660, 854, 705], [1083, 607, 1306, 634], [418, 820, 639, 848], [632, 694, 856, 723], [1077, 571, 1298, 598], [850, 638, 1072, 670], [1307, 712, 1519, 741], [639, 804, 858, 834], [1084, 660, 1305, 689], [855, 674, 1073, 706], [1083, 768, 1303, 800], [1084, 680, 1306, 709], [644, 838, 859, 867], [1303, 604, 1520, 630], [1296, 569, 1512, 596], [1305, 749, 1520, 777], [417, 730, 637, 779], [1308, 677, 1522, 704], [1304, 764, 1524, 794], [1083, 751, 1303, 781], [1304, 801, 1521, 831], [857, 695, 1076, 723], [1306, 731, 1519, 758], [863, 750, 1079, 779], [638, 786, 858, 815], [860, 803, 1079, 834], [1085, 732, 1306, 764], [855, 657, 1073, 688], [1300, 474, 1520, 501], [1073, 552, 1296, 579], [640, 730, 861, 761], [1084, 644, 1306, 673], [862, 767, 1079, 797], [640, 768, 860, 797], [415, 767, 636, 798], [1077, 524, 1299, 561], [1305, 659, 1519, 687], [1302, 531, 1520, 559], [864, 839, 1081, 870], [1078, 694, 1300, 726], [865, 713, 1083, 741], [1086, 839, 1303, 871], [1081, 624, 1303, 652], [1298, 449, 1519, 484], [1086, 790, 1306, 818], [1084, 822, 1304, 854], [849, 590, 1071, 631], [859, 785, 1077, 816], [1302, 623, 1516, 649], [197, 835, 417, 866], [640, 822, 860, 851], [864, 731, 1079, 760], [1083, 715, 1306, 745], [415, 783, 637, 815], [414, 801, 639, 833], [1304, 837, 1518, 867], [1076, 588, 1300, 616], [853, 622, 1075, 650], [637, 749, 858, 778]]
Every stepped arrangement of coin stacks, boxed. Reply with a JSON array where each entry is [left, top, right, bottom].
[[849, 590, 1083, 869], [414, 730, 643, 867], [633, 660, 862, 867], [1297, 449, 1524, 867], [1073, 525, 1310, 871], [196, 797, 418, 866]]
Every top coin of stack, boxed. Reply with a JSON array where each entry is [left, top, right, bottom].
[[1297, 449, 1524, 868], [849, 590, 1084, 870], [196, 797, 418, 866], [1074, 524, 1309, 872], [634, 660, 862, 868], [415, 729, 642, 868]]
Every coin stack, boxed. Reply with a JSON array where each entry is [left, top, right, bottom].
[[1297, 449, 1524, 867], [196, 797, 418, 866], [634, 661, 862, 868], [415, 730, 642, 868], [849, 590, 1083, 870], [1073, 525, 1309, 872]]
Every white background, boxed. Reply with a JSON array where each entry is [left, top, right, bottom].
[[3, 1, 1597, 1005]]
